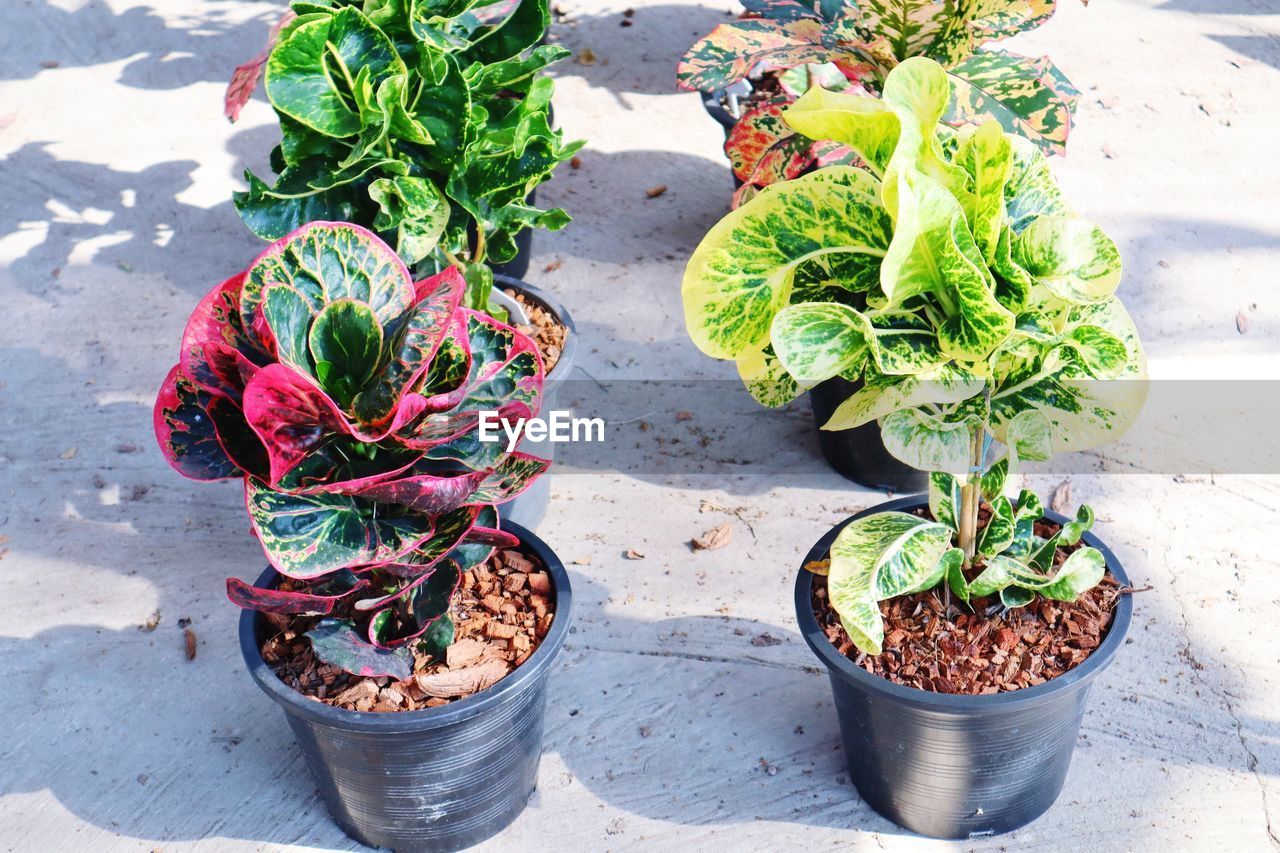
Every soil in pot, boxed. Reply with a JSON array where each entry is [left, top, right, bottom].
[[261, 548, 557, 712], [809, 511, 1127, 696], [508, 288, 567, 374]]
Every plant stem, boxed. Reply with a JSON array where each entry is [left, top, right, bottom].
[[958, 422, 984, 566]]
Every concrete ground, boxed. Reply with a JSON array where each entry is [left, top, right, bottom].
[[2, 0, 1279, 850]]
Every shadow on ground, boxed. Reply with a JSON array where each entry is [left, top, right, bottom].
[[0, 125, 276, 300], [0, 1, 276, 87], [549, 3, 735, 105]]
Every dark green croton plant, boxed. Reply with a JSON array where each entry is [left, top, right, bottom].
[[682, 58, 1146, 654], [678, 0, 1085, 205], [226, 0, 583, 311], [154, 221, 547, 679]]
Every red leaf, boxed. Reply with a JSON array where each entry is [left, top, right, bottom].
[[226, 575, 369, 615], [224, 11, 296, 123]]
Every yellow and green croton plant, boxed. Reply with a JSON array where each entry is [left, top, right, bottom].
[[681, 57, 1147, 653]]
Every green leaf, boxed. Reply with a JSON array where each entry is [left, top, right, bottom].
[[261, 283, 318, 374], [1005, 408, 1052, 463], [976, 494, 1014, 557], [866, 310, 946, 375], [461, 0, 550, 64], [942, 545, 968, 602], [466, 43, 571, 95], [822, 364, 981, 430], [929, 471, 961, 529], [308, 299, 385, 407], [417, 612, 455, 660], [266, 7, 406, 138], [1058, 503, 1094, 547], [881, 169, 1014, 361], [234, 165, 368, 242], [682, 166, 890, 360], [736, 345, 803, 407], [783, 85, 902, 178], [967, 553, 1046, 598], [1005, 488, 1043, 559], [827, 511, 955, 654], [770, 302, 872, 383], [1038, 546, 1104, 600], [879, 407, 976, 476], [370, 175, 450, 265], [1003, 134, 1071, 231], [953, 119, 1013, 261], [990, 296, 1147, 455], [1013, 215, 1123, 304], [243, 222, 415, 343], [246, 479, 436, 578], [1062, 323, 1129, 379], [306, 618, 414, 679], [980, 455, 1008, 502], [1000, 585, 1036, 608]]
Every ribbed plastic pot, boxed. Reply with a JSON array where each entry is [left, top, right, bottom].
[[808, 378, 927, 492], [795, 496, 1133, 839], [494, 275, 577, 531], [238, 519, 573, 852]]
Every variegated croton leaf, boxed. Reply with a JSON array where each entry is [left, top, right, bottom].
[[230, 0, 582, 311], [684, 58, 1138, 652], [679, 0, 1086, 200], [725, 98, 857, 207], [154, 221, 549, 677]]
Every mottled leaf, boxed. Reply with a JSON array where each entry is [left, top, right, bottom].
[[306, 618, 414, 679]]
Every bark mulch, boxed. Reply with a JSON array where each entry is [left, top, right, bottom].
[[510, 289, 566, 375], [261, 549, 556, 712], [812, 519, 1127, 695]]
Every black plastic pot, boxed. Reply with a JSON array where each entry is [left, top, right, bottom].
[[239, 519, 573, 852], [809, 378, 928, 492], [700, 87, 746, 191], [494, 275, 577, 531], [701, 88, 740, 135], [795, 496, 1133, 839]]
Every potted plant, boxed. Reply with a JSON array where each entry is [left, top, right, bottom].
[[153, 220, 572, 851], [224, 0, 582, 525], [683, 58, 1146, 838], [678, 0, 1084, 205]]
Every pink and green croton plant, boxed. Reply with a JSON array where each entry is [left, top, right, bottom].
[[153, 221, 547, 680]]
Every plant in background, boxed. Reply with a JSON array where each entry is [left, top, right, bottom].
[[154, 221, 548, 679], [225, 0, 583, 311], [679, 0, 1084, 204], [682, 58, 1145, 652]]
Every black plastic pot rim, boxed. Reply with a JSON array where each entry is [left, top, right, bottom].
[[795, 494, 1134, 713], [493, 274, 577, 389], [238, 518, 573, 734]]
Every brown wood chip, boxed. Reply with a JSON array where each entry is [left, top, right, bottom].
[[415, 660, 511, 699], [183, 628, 197, 661], [692, 523, 732, 552], [446, 638, 487, 668], [528, 572, 551, 595], [487, 622, 518, 640]]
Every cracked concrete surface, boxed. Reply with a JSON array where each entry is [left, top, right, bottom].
[[2, 0, 1279, 850]]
